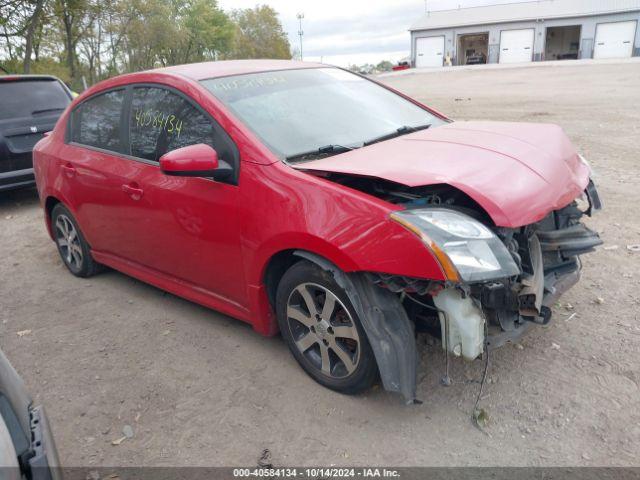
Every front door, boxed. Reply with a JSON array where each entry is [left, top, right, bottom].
[[119, 85, 246, 307]]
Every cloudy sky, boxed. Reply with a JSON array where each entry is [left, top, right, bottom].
[[217, 0, 532, 66]]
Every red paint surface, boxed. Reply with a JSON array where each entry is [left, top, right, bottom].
[[299, 121, 590, 227], [33, 60, 589, 335], [159, 144, 219, 174]]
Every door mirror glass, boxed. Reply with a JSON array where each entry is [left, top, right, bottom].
[[159, 143, 232, 180]]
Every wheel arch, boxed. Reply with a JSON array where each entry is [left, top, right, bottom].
[[263, 249, 299, 309], [45, 195, 61, 218], [263, 249, 419, 403], [43, 195, 63, 239], [262, 248, 357, 310]]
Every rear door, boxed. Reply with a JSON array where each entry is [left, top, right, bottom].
[[415, 36, 445, 68], [594, 21, 637, 59], [62, 88, 137, 253], [499, 28, 535, 63], [0, 78, 71, 176]]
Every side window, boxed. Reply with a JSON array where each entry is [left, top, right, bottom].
[[70, 90, 124, 152], [129, 87, 236, 169]]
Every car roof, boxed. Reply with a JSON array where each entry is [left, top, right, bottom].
[[0, 74, 63, 82], [154, 59, 326, 81]]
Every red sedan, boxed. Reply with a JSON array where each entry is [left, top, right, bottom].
[[33, 60, 602, 402]]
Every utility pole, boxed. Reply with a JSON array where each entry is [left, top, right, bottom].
[[297, 13, 304, 61]]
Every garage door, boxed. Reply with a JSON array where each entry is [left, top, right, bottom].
[[416, 36, 444, 68], [499, 29, 535, 64], [594, 21, 637, 59]]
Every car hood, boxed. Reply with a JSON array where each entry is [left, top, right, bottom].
[[296, 121, 590, 227]]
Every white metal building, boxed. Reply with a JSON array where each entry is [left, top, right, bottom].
[[410, 0, 640, 67]]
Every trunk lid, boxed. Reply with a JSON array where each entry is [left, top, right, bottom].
[[0, 77, 70, 173], [0, 119, 59, 173]]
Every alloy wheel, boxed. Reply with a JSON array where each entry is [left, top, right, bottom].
[[286, 282, 361, 378], [55, 214, 83, 270]]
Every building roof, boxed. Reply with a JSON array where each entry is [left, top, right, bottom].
[[410, 0, 640, 31], [156, 59, 324, 80]]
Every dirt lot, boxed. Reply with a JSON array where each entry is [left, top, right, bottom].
[[1, 60, 640, 467]]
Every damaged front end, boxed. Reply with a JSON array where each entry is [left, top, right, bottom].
[[477, 185, 603, 349], [366, 180, 602, 401], [391, 181, 601, 353], [299, 170, 602, 403]]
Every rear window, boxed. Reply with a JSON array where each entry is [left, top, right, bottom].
[[0, 79, 70, 121], [70, 90, 125, 152]]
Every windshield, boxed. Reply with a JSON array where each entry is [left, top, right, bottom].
[[201, 68, 445, 161], [0, 79, 71, 121]]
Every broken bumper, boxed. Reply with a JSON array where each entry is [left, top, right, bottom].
[[477, 184, 602, 352], [485, 266, 581, 349], [348, 181, 602, 403], [440, 181, 602, 359]]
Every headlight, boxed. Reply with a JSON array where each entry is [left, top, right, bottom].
[[391, 208, 521, 283]]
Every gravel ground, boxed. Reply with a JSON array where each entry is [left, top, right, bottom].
[[1, 60, 639, 468]]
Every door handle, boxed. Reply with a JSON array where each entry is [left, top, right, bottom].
[[61, 163, 76, 178], [122, 183, 144, 200]]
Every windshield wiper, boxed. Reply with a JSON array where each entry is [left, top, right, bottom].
[[286, 144, 355, 162], [31, 107, 65, 115], [285, 124, 431, 162], [363, 123, 431, 147]]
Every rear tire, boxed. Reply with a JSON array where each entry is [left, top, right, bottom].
[[51, 203, 102, 278], [276, 260, 378, 394]]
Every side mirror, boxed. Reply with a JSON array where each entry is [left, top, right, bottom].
[[159, 144, 233, 181]]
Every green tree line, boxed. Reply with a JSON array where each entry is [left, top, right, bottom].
[[0, 0, 291, 90]]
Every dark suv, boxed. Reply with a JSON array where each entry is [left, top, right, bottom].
[[0, 75, 72, 191]]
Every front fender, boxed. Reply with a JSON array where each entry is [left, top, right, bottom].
[[241, 161, 447, 288]]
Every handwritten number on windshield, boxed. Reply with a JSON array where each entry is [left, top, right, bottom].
[[134, 109, 183, 139]]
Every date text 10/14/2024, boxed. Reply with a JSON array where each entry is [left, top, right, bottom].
[[232, 468, 401, 478]]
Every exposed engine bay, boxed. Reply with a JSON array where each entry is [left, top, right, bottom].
[[311, 171, 603, 362], [317, 173, 494, 222]]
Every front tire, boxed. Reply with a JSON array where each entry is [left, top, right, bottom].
[[51, 203, 101, 278], [276, 260, 378, 394]]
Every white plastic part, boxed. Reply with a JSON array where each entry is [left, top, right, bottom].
[[0, 416, 20, 478], [433, 287, 485, 361]]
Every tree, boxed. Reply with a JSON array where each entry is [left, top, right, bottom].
[[229, 5, 291, 60], [124, 0, 232, 71], [124, 0, 177, 71], [22, 0, 45, 72], [376, 60, 393, 72], [1, 0, 35, 63], [53, 0, 96, 85], [180, 0, 233, 64], [103, 0, 138, 75], [0, 0, 290, 89]]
